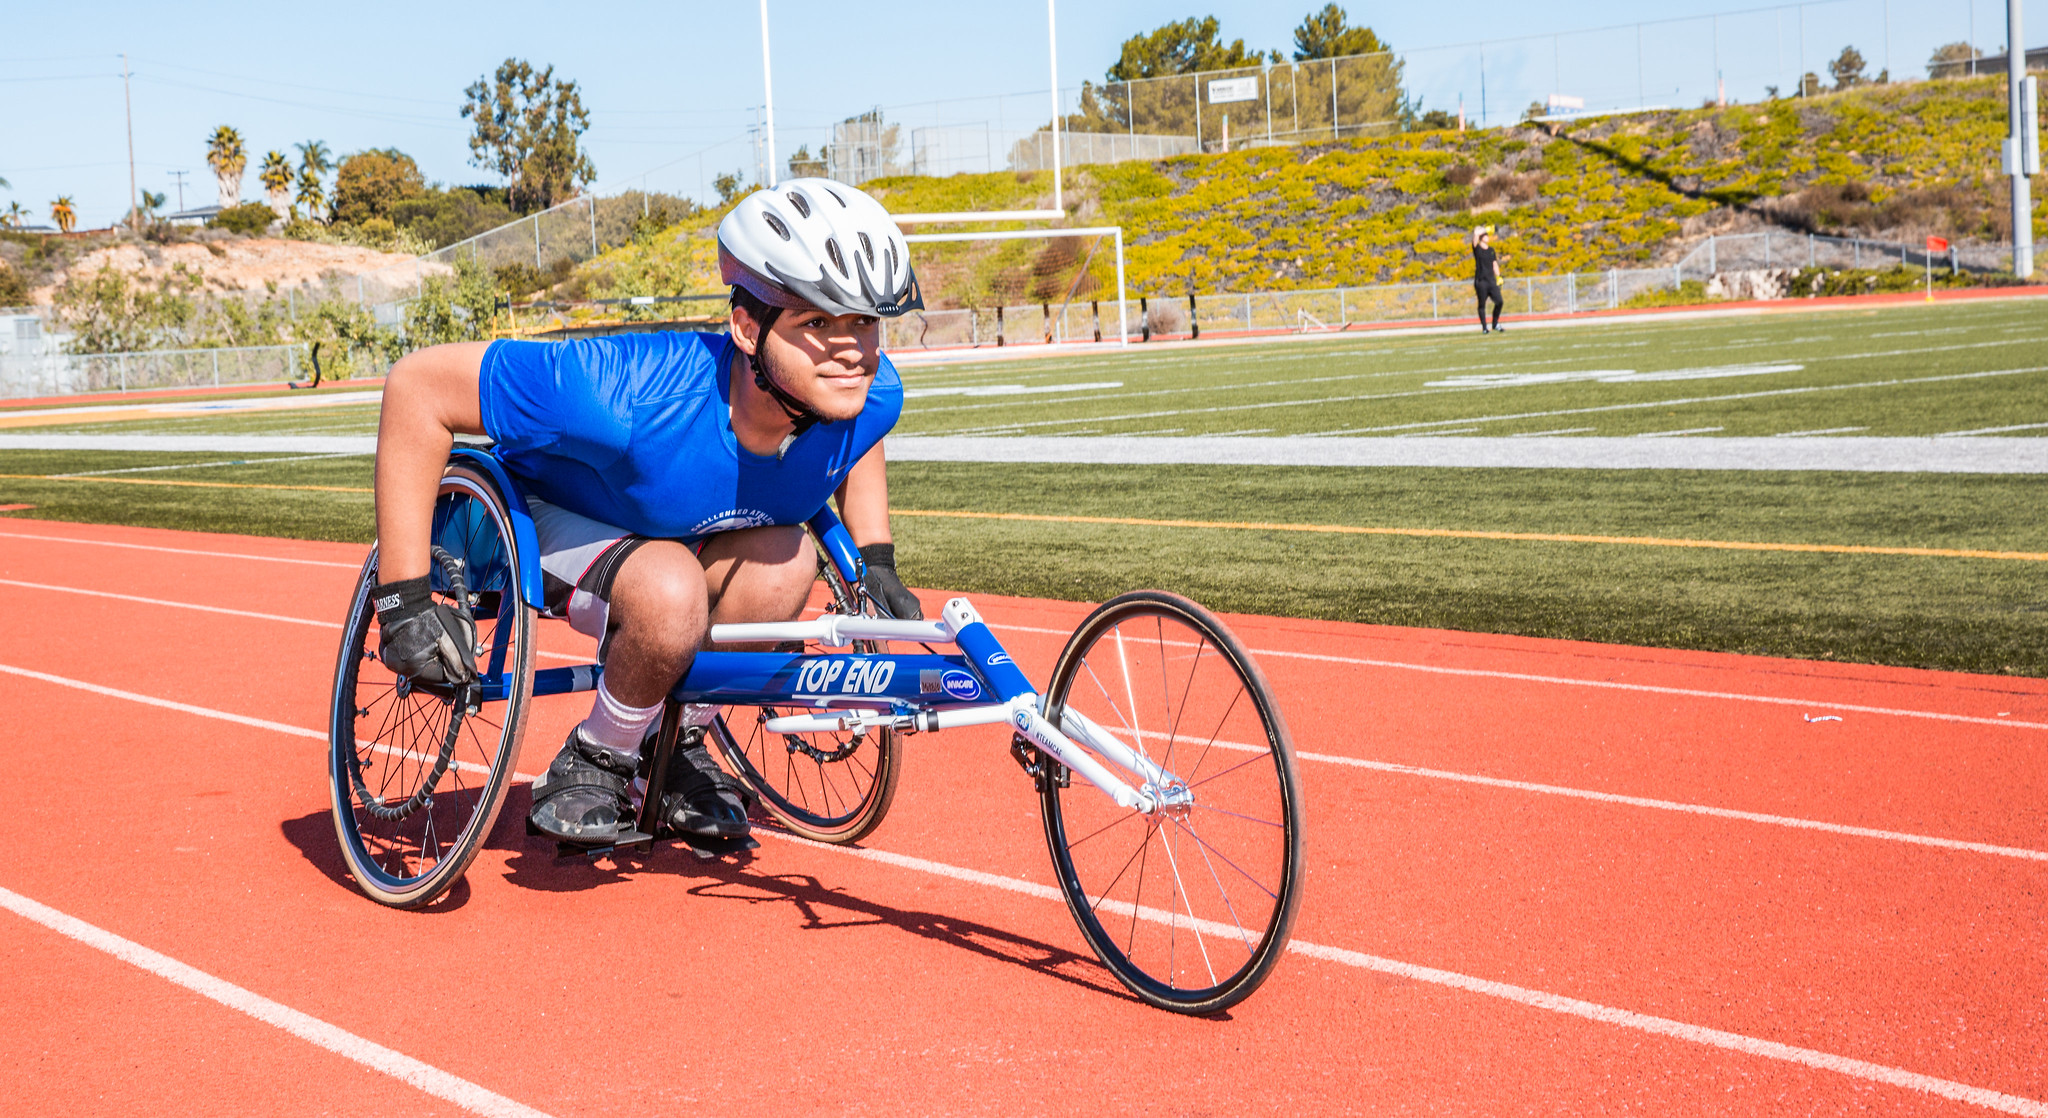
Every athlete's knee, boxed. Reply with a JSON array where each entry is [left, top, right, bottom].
[[609, 546, 709, 647]]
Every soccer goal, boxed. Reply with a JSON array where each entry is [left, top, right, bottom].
[[882, 226, 1128, 352]]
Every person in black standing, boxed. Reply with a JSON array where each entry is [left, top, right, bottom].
[[1473, 226, 1505, 333]]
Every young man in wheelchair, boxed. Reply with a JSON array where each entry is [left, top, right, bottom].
[[368, 180, 925, 848]]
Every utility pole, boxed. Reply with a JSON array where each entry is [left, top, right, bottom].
[[2008, 0, 2037, 277], [168, 170, 188, 212], [1048, 0, 1063, 213], [759, 0, 777, 187], [122, 53, 138, 231]]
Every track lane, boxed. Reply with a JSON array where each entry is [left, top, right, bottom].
[[4, 519, 2045, 1111], [0, 671, 2016, 1116]]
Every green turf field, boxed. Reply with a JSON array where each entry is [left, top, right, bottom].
[[4, 298, 2045, 676]]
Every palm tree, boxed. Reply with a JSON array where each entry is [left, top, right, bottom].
[[50, 196, 77, 234], [293, 139, 332, 222], [207, 125, 247, 208], [295, 139, 332, 178], [259, 150, 293, 219], [3, 201, 25, 229], [295, 166, 326, 222]]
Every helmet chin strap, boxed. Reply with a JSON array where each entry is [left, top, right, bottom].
[[744, 306, 827, 460]]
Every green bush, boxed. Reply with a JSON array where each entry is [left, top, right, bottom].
[[210, 203, 279, 236], [0, 263, 27, 305], [1622, 280, 1714, 308]]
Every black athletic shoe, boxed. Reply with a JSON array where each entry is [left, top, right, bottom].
[[1491, 324, 1505, 333], [527, 728, 635, 844], [659, 728, 752, 839]]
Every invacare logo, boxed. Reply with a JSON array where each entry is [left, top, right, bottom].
[[689, 509, 777, 536]]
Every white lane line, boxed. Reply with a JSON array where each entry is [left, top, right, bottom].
[[49, 451, 366, 478], [1775, 427, 1869, 437], [761, 832, 2048, 1117], [1634, 427, 1725, 438], [8, 662, 2046, 1112], [985, 621, 2048, 732], [0, 578, 339, 627], [0, 662, 329, 741], [1298, 749, 2048, 862], [0, 577, 589, 662], [0, 530, 363, 568], [1936, 422, 2048, 437], [0, 885, 555, 1118]]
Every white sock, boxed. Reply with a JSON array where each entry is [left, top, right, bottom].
[[578, 679, 664, 762]]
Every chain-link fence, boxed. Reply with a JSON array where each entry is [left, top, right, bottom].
[[1671, 229, 2013, 276], [349, 193, 663, 323], [0, 342, 316, 399], [876, 230, 2017, 352]]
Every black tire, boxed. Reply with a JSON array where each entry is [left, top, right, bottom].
[[709, 541, 900, 843], [328, 461, 535, 908], [1039, 591, 1304, 1014]]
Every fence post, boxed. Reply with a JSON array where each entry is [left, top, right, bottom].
[[1673, 265, 1680, 291], [1709, 235, 1716, 274], [534, 215, 543, 269], [1610, 269, 1617, 309], [1189, 292, 1200, 340], [1808, 234, 1815, 267], [212, 349, 220, 387], [1340, 288, 1348, 324], [1429, 284, 1436, 319], [996, 304, 1005, 347], [589, 197, 597, 256], [1243, 292, 1252, 331], [119, 353, 127, 392], [1526, 277, 1534, 315], [1568, 272, 1576, 313], [1765, 233, 1772, 268]]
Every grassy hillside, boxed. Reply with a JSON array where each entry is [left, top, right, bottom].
[[571, 76, 2045, 307]]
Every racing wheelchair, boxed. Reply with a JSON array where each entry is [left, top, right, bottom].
[[327, 449, 1304, 1013]]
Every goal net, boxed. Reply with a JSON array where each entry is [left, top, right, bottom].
[[881, 226, 1128, 352]]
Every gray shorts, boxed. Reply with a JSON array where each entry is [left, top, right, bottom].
[[528, 497, 699, 644]]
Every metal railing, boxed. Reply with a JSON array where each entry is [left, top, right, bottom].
[[0, 342, 321, 399], [878, 231, 2021, 352]]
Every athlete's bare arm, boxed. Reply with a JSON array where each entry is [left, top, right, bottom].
[[836, 443, 892, 547], [373, 341, 491, 584]]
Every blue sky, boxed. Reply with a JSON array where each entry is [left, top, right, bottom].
[[1, 0, 2023, 228]]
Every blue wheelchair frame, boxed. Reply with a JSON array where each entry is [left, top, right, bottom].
[[440, 448, 1032, 720]]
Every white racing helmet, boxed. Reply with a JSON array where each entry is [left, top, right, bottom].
[[717, 178, 923, 318]]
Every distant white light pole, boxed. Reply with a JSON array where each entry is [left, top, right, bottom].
[[2008, 0, 2036, 277], [1048, 0, 1063, 213], [122, 53, 138, 231], [760, 0, 778, 188]]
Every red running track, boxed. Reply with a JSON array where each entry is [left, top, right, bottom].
[[1, 517, 2044, 1116]]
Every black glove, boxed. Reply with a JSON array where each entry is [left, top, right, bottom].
[[859, 543, 922, 620], [373, 575, 478, 685]]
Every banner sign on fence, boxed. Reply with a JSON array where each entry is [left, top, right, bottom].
[[1207, 77, 1259, 104], [1926, 235, 1950, 253]]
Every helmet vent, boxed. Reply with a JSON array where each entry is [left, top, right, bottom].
[[856, 231, 875, 266], [786, 191, 811, 218], [825, 237, 848, 277], [761, 212, 792, 241], [886, 243, 897, 277], [824, 188, 848, 207]]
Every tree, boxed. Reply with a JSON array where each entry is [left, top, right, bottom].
[[1800, 71, 1822, 97], [259, 151, 293, 218], [1828, 46, 1868, 90], [50, 196, 77, 234], [786, 144, 826, 179], [331, 148, 426, 225], [712, 170, 746, 205], [3, 201, 26, 229], [461, 58, 596, 213], [293, 140, 332, 222], [1107, 16, 1271, 82], [1927, 41, 1984, 79], [207, 125, 247, 208], [1292, 4, 1388, 60], [1412, 108, 1457, 131]]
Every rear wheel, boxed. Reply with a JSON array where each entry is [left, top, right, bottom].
[[1038, 591, 1304, 1014], [328, 461, 534, 907], [710, 543, 900, 843]]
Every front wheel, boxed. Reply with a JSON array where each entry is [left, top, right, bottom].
[[1039, 591, 1304, 1014]]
